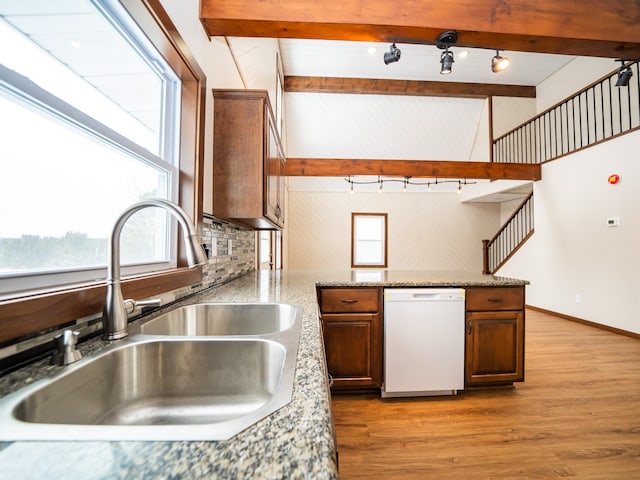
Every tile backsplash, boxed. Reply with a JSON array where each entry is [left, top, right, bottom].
[[0, 217, 256, 367], [199, 216, 256, 287]]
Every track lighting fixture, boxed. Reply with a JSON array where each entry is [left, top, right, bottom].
[[436, 30, 457, 75], [615, 60, 634, 87], [440, 47, 454, 75], [345, 176, 476, 194], [383, 31, 517, 77], [616, 68, 633, 86], [491, 50, 511, 73], [383, 43, 401, 65]]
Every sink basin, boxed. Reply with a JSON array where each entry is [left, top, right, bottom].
[[0, 334, 299, 441], [138, 303, 296, 336]]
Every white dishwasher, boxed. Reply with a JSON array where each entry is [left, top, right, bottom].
[[382, 288, 465, 398]]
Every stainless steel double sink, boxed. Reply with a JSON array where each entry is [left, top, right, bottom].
[[0, 303, 301, 441]]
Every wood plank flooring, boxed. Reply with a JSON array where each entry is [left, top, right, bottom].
[[331, 309, 640, 479]]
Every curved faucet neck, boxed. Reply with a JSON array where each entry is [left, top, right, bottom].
[[103, 199, 206, 341]]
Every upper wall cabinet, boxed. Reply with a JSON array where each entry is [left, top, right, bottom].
[[212, 89, 285, 229]]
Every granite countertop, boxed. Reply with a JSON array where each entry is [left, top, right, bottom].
[[0, 270, 526, 479], [315, 269, 529, 287]]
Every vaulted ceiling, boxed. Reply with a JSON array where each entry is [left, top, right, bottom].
[[200, 1, 638, 185]]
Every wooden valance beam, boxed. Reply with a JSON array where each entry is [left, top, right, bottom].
[[284, 158, 541, 181], [200, 0, 640, 58], [284, 76, 536, 98]]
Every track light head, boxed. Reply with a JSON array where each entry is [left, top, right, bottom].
[[440, 47, 454, 75], [491, 50, 511, 73], [383, 43, 401, 65], [616, 67, 633, 87]]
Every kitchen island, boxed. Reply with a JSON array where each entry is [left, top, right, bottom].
[[0, 270, 526, 479]]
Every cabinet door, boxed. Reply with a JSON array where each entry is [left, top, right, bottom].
[[277, 152, 285, 226], [265, 115, 280, 225], [465, 310, 524, 385], [322, 313, 382, 389]]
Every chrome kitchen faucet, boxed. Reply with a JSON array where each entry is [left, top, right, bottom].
[[102, 199, 207, 340]]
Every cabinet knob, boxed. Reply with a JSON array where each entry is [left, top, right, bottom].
[[488, 297, 503, 303], [341, 299, 358, 304], [467, 319, 473, 335]]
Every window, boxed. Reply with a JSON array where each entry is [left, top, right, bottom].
[[0, 0, 181, 295], [351, 213, 388, 268], [0, 0, 205, 345]]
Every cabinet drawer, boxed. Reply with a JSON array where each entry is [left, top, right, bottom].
[[319, 288, 380, 313], [466, 287, 524, 311]]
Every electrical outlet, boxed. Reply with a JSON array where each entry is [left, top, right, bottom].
[[607, 217, 620, 227], [228, 239, 233, 255], [575, 294, 582, 304]]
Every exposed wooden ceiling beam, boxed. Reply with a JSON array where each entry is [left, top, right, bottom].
[[200, 0, 640, 58], [284, 76, 535, 98], [284, 158, 541, 181]]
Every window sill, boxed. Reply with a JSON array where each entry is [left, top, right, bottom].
[[0, 267, 203, 345]]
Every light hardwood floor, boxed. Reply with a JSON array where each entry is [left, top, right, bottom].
[[331, 309, 640, 479]]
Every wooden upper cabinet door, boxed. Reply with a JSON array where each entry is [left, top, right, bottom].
[[465, 310, 525, 385], [264, 115, 280, 225], [212, 94, 264, 219], [319, 288, 380, 313]]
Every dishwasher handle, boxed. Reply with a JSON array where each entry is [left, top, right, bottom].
[[412, 293, 441, 300]]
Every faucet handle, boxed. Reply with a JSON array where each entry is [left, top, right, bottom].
[[124, 298, 162, 315], [51, 330, 82, 366]]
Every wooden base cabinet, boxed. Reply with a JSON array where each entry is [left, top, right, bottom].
[[318, 288, 382, 390], [465, 287, 525, 386]]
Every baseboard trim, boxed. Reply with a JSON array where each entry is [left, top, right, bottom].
[[526, 305, 640, 340]]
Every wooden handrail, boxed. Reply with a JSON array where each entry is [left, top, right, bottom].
[[483, 192, 534, 274], [488, 191, 534, 244], [493, 61, 636, 143], [493, 60, 640, 165]]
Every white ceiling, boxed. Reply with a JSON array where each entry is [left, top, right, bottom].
[[279, 39, 576, 86]]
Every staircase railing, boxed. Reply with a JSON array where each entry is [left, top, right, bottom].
[[493, 60, 640, 164], [483, 192, 534, 274]]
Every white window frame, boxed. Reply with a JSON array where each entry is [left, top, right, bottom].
[[351, 212, 388, 268], [0, 0, 182, 296]]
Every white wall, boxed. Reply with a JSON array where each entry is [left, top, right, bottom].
[[498, 57, 640, 334], [468, 98, 490, 161], [286, 93, 485, 160], [492, 97, 537, 138], [158, 0, 245, 215], [499, 132, 640, 333], [287, 191, 499, 271], [536, 57, 613, 112]]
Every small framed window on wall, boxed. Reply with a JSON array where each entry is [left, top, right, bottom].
[[351, 213, 388, 268]]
